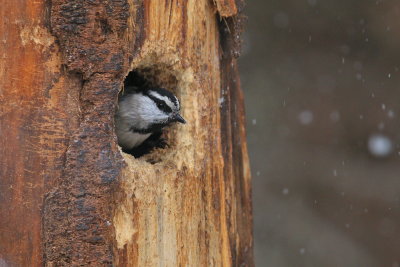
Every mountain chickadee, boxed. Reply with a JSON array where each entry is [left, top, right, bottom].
[[115, 86, 186, 157]]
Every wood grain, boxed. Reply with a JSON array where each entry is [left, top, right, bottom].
[[0, 1, 80, 266], [215, 0, 238, 17], [0, 0, 253, 266]]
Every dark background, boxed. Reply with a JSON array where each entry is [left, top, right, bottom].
[[239, 0, 400, 266]]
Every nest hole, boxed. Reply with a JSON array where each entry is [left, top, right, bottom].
[[116, 66, 180, 163]]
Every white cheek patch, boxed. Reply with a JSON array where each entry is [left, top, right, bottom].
[[137, 95, 169, 123], [119, 93, 168, 129]]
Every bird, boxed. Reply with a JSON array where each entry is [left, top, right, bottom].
[[115, 86, 186, 157]]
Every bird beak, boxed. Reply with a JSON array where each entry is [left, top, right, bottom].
[[173, 113, 186, 124]]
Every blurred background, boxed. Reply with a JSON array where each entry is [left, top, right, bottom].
[[239, 0, 400, 266]]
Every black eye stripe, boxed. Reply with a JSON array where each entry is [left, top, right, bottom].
[[147, 95, 172, 113]]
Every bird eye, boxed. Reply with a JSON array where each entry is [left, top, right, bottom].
[[157, 102, 167, 109], [155, 100, 172, 112]]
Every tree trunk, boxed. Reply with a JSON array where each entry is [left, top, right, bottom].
[[0, 0, 253, 266]]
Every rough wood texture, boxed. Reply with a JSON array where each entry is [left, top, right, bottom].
[[215, 0, 237, 17], [214, 0, 245, 17], [0, 0, 253, 266], [0, 1, 79, 266]]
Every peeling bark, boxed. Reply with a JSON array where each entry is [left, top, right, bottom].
[[0, 0, 253, 266], [214, 0, 245, 17]]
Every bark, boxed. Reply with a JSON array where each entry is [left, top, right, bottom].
[[0, 0, 253, 266]]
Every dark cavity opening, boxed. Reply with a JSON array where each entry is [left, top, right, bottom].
[[116, 67, 180, 162]]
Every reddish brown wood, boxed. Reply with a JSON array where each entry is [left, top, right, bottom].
[[215, 0, 245, 17], [219, 16, 253, 265], [215, 0, 238, 17], [0, 1, 80, 266], [0, 0, 253, 266]]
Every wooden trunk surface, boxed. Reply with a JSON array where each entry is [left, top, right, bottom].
[[0, 0, 253, 266]]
